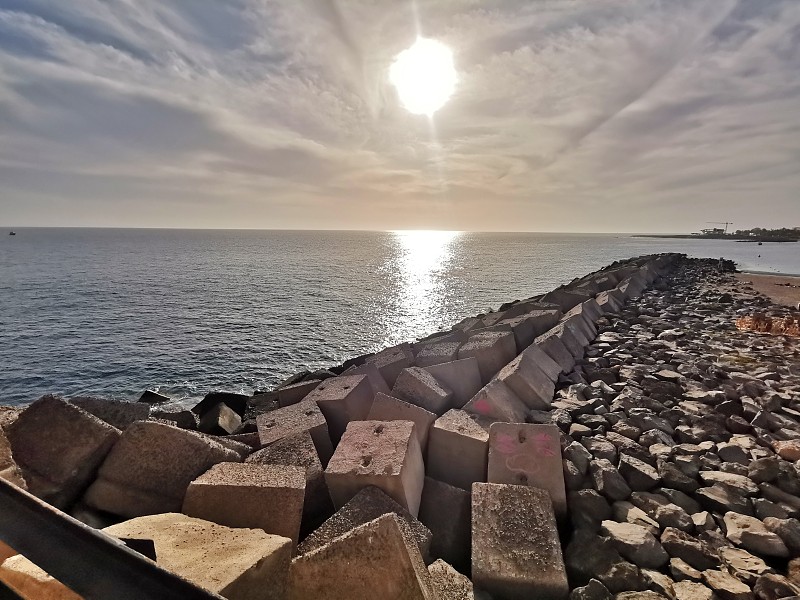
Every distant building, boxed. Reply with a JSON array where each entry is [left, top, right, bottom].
[[700, 228, 725, 235]]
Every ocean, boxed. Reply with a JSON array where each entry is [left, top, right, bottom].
[[1, 229, 798, 406]]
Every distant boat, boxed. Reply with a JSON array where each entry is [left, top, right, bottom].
[[8, 231, 15, 236], [758, 241, 763, 246]]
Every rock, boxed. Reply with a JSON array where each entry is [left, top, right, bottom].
[[472, 483, 569, 600], [197, 402, 242, 435], [661, 527, 720, 571], [673, 581, 715, 600], [696, 484, 753, 516], [614, 592, 668, 600], [83, 421, 240, 517], [753, 574, 800, 600], [658, 460, 700, 494], [718, 547, 774, 585], [68, 396, 150, 430], [670, 557, 703, 581], [619, 455, 661, 491], [8, 395, 120, 508], [325, 420, 424, 517], [658, 488, 702, 515], [761, 517, 800, 554], [723, 512, 789, 558], [630, 492, 693, 531], [569, 489, 613, 531], [591, 459, 633, 501], [613, 501, 661, 535], [565, 441, 593, 475], [640, 568, 675, 599], [565, 530, 644, 592], [600, 521, 669, 568], [138, 389, 171, 404], [788, 558, 800, 586], [702, 569, 754, 600], [773, 440, 800, 462], [699, 472, 759, 497], [692, 512, 716, 532], [571, 579, 612, 600], [427, 559, 474, 600]]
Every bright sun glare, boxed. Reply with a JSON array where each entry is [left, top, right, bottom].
[[389, 37, 457, 116]]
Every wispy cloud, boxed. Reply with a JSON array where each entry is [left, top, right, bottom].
[[1, 0, 798, 231]]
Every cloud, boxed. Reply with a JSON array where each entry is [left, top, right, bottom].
[[0, 0, 799, 231]]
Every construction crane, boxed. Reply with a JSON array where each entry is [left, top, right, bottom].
[[707, 221, 733, 234]]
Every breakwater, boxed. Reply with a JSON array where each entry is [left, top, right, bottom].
[[2, 253, 800, 600]]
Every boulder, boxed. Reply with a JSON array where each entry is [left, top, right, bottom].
[[600, 521, 669, 569], [723, 512, 789, 558]]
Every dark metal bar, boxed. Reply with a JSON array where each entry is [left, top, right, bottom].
[[0, 478, 224, 600]]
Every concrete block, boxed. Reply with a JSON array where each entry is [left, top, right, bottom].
[[138, 389, 171, 404], [105, 513, 292, 600], [246, 430, 332, 527], [197, 402, 242, 435], [497, 309, 561, 353], [342, 360, 391, 396], [0, 425, 26, 489], [392, 367, 453, 416], [83, 421, 240, 517], [289, 513, 436, 600], [297, 485, 432, 561], [458, 331, 518, 384], [494, 353, 555, 410], [68, 396, 150, 430], [197, 432, 252, 459], [426, 409, 491, 491], [415, 341, 463, 367], [7, 395, 120, 509], [463, 380, 529, 423], [304, 374, 374, 444], [541, 288, 591, 313], [192, 391, 249, 418], [519, 343, 562, 382], [325, 420, 425, 517], [428, 559, 475, 599], [531, 335, 575, 373], [423, 357, 483, 409], [561, 314, 594, 347], [419, 477, 471, 573], [487, 423, 566, 518], [596, 290, 623, 314], [183, 462, 306, 548], [277, 379, 321, 407], [366, 344, 415, 387], [472, 483, 569, 600], [367, 392, 437, 451], [537, 325, 583, 361], [256, 400, 334, 466], [150, 407, 197, 430]]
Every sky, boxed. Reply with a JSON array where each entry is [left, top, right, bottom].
[[1, 0, 799, 232]]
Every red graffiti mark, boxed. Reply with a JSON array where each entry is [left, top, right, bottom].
[[472, 398, 491, 415], [495, 433, 516, 455], [533, 432, 557, 457]]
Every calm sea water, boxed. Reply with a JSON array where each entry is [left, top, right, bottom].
[[1, 229, 798, 406]]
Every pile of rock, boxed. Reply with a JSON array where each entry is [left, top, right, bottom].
[[3, 253, 798, 600]]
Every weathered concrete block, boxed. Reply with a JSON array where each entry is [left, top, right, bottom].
[[150, 407, 197, 430], [192, 391, 249, 418], [367, 392, 437, 451], [463, 380, 528, 423], [246, 430, 332, 527], [494, 353, 555, 410], [297, 485, 432, 561], [595, 291, 623, 314], [541, 288, 591, 313], [487, 423, 566, 518], [423, 357, 483, 409], [138, 389, 171, 404], [256, 399, 334, 466], [342, 360, 391, 396], [7, 395, 120, 508], [105, 513, 291, 600], [519, 343, 562, 382], [419, 477, 471, 573], [277, 379, 321, 407], [288, 513, 436, 600], [0, 425, 26, 490], [458, 331, 518, 384], [561, 314, 594, 347], [325, 420, 425, 517], [472, 483, 569, 600], [83, 420, 240, 517], [197, 402, 242, 435], [532, 335, 575, 373], [499, 309, 562, 352], [427, 409, 491, 491], [183, 462, 306, 547], [392, 367, 453, 416], [428, 559, 475, 599], [415, 341, 463, 367], [366, 344, 415, 387], [304, 374, 374, 444], [68, 396, 150, 430]]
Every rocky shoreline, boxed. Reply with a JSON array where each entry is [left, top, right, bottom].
[[1, 253, 799, 600]]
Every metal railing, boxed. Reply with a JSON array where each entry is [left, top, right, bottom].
[[0, 478, 223, 600]]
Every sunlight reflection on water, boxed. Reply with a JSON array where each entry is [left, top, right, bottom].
[[383, 230, 461, 346]]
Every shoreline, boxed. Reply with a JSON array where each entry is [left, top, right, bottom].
[[735, 272, 800, 307]]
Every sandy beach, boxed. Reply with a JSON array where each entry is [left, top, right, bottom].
[[736, 272, 800, 307]]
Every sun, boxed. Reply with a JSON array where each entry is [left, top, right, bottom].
[[389, 37, 457, 116]]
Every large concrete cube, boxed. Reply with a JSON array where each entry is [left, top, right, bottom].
[[304, 374, 374, 444], [541, 288, 592, 313], [256, 400, 334, 466], [341, 360, 391, 396], [519, 343, 562, 382], [366, 344, 415, 387], [83, 421, 240, 517], [107, 513, 291, 600], [325, 420, 425, 517], [472, 483, 569, 600], [423, 357, 483, 409], [463, 380, 528, 423], [392, 367, 453, 416], [533, 333, 576, 373], [487, 423, 566, 518], [277, 379, 321, 407], [68, 396, 150, 430], [7, 395, 120, 508], [426, 409, 491, 491], [197, 402, 242, 435], [297, 485, 432, 561], [428, 559, 475, 600], [418, 477, 472, 573], [289, 513, 436, 600], [494, 353, 555, 410], [498, 309, 562, 352], [183, 462, 306, 547], [458, 331, 517, 384], [367, 392, 437, 451], [415, 341, 462, 367]]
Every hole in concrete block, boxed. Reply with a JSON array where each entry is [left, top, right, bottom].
[[343, 385, 350, 390], [361, 456, 373, 467], [264, 420, 276, 428], [518, 474, 528, 484], [518, 431, 527, 444], [304, 410, 315, 416], [374, 424, 385, 435]]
